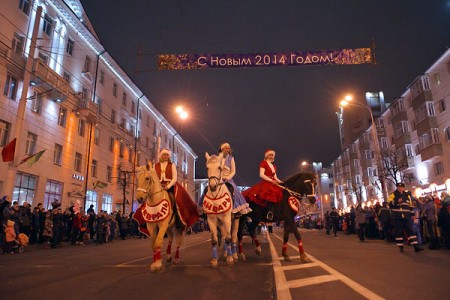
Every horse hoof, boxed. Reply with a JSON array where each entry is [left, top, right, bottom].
[[166, 256, 173, 263], [255, 246, 262, 255], [300, 254, 312, 263], [150, 265, 163, 273], [232, 253, 238, 263], [282, 253, 292, 262], [226, 256, 235, 265], [150, 261, 163, 272], [210, 259, 218, 267], [173, 258, 179, 265], [238, 253, 246, 262]]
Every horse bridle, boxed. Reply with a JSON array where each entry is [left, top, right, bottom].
[[137, 171, 164, 199], [207, 161, 226, 199]]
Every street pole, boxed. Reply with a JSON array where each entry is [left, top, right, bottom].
[[340, 96, 387, 203], [156, 118, 166, 162]]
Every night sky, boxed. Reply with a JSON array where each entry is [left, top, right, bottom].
[[79, 0, 450, 186]]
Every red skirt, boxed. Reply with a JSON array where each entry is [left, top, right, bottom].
[[242, 181, 283, 207]]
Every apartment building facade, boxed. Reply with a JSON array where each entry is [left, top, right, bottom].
[[332, 48, 450, 210], [0, 0, 197, 213]]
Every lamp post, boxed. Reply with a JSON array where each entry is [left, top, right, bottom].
[[155, 117, 166, 162], [340, 95, 387, 202], [172, 106, 188, 162]]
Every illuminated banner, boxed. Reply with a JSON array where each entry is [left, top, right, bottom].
[[158, 48, 374, 70]]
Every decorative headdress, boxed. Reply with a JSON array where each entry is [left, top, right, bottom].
[[264, 149, 275, 158], [159, 148, 171, 159], [220, 143, 231, 151]]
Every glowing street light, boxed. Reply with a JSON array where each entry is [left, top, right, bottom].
[[339, 94, 387, 202], [172, 106, 189, 159]]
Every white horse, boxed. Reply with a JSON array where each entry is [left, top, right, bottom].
[[135, 161, 184, 272], [203, 153, 234, 266]]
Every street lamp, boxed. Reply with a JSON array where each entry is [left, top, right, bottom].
[[339, 94, 387, 202]]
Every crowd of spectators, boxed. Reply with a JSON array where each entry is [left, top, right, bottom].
[[0, 197, 147, 254], [321, 191, 450, 249], [0, 196, 212, 255]]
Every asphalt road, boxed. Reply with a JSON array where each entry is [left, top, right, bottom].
[[1, 227, 449, 300]]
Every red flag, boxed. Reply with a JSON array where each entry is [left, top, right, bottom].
[[1, 138, 16, 162]]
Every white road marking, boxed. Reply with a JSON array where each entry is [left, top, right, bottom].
[[269, 233, 385, 300], [267, 233, 293, 300], [114, 239, 211, 266]]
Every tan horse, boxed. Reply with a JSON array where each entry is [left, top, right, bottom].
[[135, 161, 183, 272]]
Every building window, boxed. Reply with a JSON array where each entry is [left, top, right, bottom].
[[25, 132, 37, 155], [30, 91, 42, 114], [367, 167, 376, 177], [53, 143, 62, 165], [78, 119, 85, 137], [96, 97, 103, 115], [131, 101, 136, 115], [85, 190, 97, 213], [66, 38, 74, 56], [43, 14, 53, 36], [380, 137, 388, 149], [74, 152, 82, 172], [445, 127, 450, 141], [111, 110, 116, 124], [119, 142, 124, 158], [109, 137, 114, 152], [63, 72, 71, 82], [44, 179, 63, 210], [393, 121, 410, 139], [83, 56, 91, 73], [426, 102, 435, 116], [0, 120, 11, 147], [91, 159, 98, 178], [102, 194, 112, 213], [94, 127, 100, 145], [3, 74, 18, 100], [419, 128, 440, 150], [122, 92, 127, 105], [58, 106, 67, 127], [434, 161, 444, 176], [364, 150, 373, 160], [19, 0, 31, 15], [12, 32, 24, 54], [79, 88, 87, 100], [438, 99, 446, 113], [107, 165, 112, 182], [113, 83, 118, 97], [99, 70, 104, 85], [405, 144, 414, 157], [13, 172, 37, 205], [433, 72, 441, 86]]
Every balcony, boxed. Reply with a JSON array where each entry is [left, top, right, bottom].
[[415, 116, 438, 136], [411, 90, 433, 110], [77, 99, 98, 124], [391, 110, 408, 125], [419, 143, 443, 162], [32, 59, 74, 100], [0, 41, 26, 79], [394, 133, 411, 149]]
